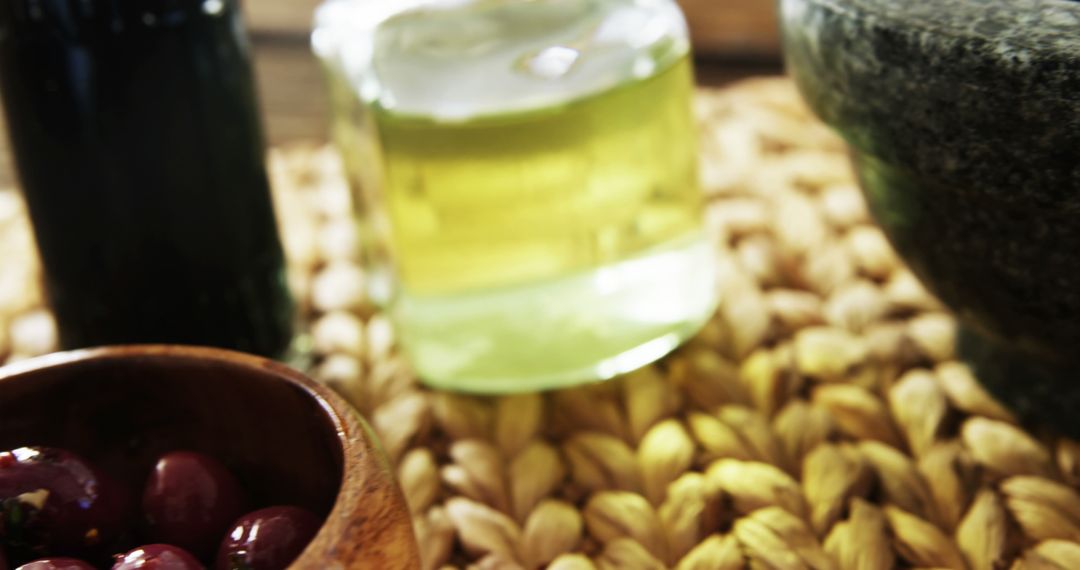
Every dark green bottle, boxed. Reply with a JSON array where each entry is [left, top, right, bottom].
[[0, 0, 294, 357]]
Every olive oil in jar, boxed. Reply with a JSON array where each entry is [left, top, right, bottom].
[[376, 55, 702, 294], [322, 0, 718, 391]]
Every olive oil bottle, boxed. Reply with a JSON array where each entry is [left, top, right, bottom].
[[0, 0, 293, 357]]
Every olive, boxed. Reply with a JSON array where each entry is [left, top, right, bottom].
[[15, 558, 96, 570], [112, 545, 203, 570], [0, 447, 131, 559], [142, 452, 245, 559], [215, 506, 320, 570]]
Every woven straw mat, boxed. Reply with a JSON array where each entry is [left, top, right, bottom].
[[1, 78, 1079, 570]]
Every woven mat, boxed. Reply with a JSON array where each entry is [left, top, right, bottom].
[[2, 78, 1079, 569]]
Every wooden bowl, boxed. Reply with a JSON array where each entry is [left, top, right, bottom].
[[0, 345, 420, 569]]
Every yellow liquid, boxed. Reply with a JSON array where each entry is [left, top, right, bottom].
[[372, 55, 703, 295], [353, 54, 716, 392]]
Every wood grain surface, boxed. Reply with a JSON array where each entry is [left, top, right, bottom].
[[246, 0, 781, 57], [0, 0, 783, 187], [681, 0, 781, 57]]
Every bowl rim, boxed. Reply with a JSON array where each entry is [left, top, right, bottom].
[[0, 344, 421, 569], [0, 345, 352, 482]]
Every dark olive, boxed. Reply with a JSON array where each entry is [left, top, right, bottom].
[[0, 447, 131, 560], [15, 558, 96, 570], [142, 452, 245, 559], [215, 506, 320, 570], [112, 544, 204, 570]]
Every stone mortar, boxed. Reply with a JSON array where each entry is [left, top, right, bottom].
[[779, 0, 1080, 430]]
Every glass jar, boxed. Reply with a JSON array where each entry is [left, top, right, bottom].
[[0, 0, 294, 358], [315, 0, 717, 392]]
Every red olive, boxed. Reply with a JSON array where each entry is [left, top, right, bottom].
[[16, 558, 96, 570], [215, 506, 320, 570], [112, 545, 203, 570], [142, 452, 245, 559], [0, 447, 131, 559]]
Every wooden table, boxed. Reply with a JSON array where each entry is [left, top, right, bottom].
[[0, 2, 782, 187], [246, 0, 782, 58]]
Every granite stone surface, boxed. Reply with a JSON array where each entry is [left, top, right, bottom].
[[780, 0, 1080, 424], [780, 0, 1080, 203]]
